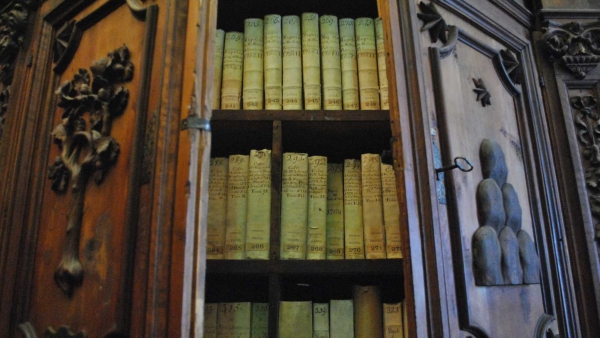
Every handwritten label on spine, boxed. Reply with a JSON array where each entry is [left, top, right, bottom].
[[264, 14, 282, 109], [375, 18, 389, 109], [221, 32, 244, 109], [339, 18, 359, 110], [246, 149, 271, 259], [344, 159, 365, 259], [217, 302, 252, 338], [204, 303, 218, 338], [326, 163, 345, 259], [383, 303, 403, 338], [313, 303, 330, 338], [225, 155, 249, 259], [302, 13, 321, 109], [355, 18, 380, 110], [207, 158, 228, 259], [282, 15, 302, 109], [212, 29, 225, 109], [381, 163, 402, 258], [251, 303, 269, 338], [281, 153, 309, 259], [320, 15, 342, 110], [361, 154, 386, 259], [307, 156, 328, 259], [243, 19, 264, 109]]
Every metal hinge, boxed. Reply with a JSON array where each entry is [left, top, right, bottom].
[[180, 116, 211, 131]]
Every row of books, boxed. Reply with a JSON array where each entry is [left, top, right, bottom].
[[212, 13, 390, 111], [207, 149, 403, 260], [203, 286, 406, 338]]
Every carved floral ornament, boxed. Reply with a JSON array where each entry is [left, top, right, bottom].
[[48, 45, 133, 296], [541, 20, 600, 79]]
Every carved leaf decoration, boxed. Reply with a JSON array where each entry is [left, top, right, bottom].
[[53, 21, 76, 63], [417, 1, 448, 44], [45, 326, 87, 338], [0, 3, 29, 85], [48, 157, 70, 193], [500, 49, 521, 85], [472, 78, 491, 107]]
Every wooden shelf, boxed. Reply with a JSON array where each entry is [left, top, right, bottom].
[[206, 259, 403, 276], [212, 109, 390, 121]]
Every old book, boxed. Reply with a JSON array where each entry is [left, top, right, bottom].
[[313, 303, 330, 338], [361, 154, 386, 259], [339, 18, 359, 110], [282, 15, 302, 110], [217, 302, 252, 338], [383, 303, 403, 338], [207, 157, 228, 259], [402, 302, 408, 338], [204, 303, 218, 338], [307, 156, 328, 260], [326, 163, 344, 259], [221, 32, 244, 109], [264, 14, 282, 110], [212, 29, 225, 109], [381, 163, 402, 258], [252, 303, 269, 338], [355, 18, 380, 110], [374, 18, 389, 110], [302, 13, 321, 110], [353, 286, 383, 338], [280, 152, 309, 259], [225, 154, 249, 259], [344, 159, 365, 259], [330, 300, 354, 338], [246, 149, 271, 259], [320, 15, 342, 110], [279, 301, 312, 338], [243, 18, 264, 110]]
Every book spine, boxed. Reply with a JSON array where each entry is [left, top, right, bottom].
[[313, 303, 330, 338], [207, 158, 228, 259], [326, 163, 345, 259], [212, 29, 225, 110], [280, 152, 309, 259], [279, 301, 313, 338], [320, 15, 342, 110], [264, 14, 282, 110], [218, 302, 252, 338], [243, 18, 264, 110], [246, 149, 271, 259], [302, 13, 321, 110], [355, 18, 380, 110], [361, 154, 386, 259], [344, 159, 365, 259], [221, 32, 244, 109], [374, 18, 389, 109], [330, 300, 354, 338], [339, 18, 359, 110], [353, 286, 383, 338], [282, 15, 303, 110], [204, 303, 218, 338], [402, 302, 408, 338], [225, 154, 249, 259], [381, 163, 402, 258], [252, 303, 269, 338], [383, 303, 403, 338], [307, 156, 328, 260]]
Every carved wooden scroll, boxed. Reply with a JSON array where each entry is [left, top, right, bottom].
[[48, 45, 133, 296]]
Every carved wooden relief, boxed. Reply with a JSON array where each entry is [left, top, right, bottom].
[[53, 20, 82, 74], [541, 20, 600, 79], [417, 1, 448, 44], [45, 326, 88, 338], [472, 78, 491, 107]]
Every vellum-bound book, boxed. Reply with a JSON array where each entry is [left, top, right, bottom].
[[252, 303, 269, 338], [307, 156, 328, 259], [375, 18, 389, 109], [326, 163, 344, 259], [221, 32, 244, 109], [217, 302, 252, 338], [207, 158, 228, 259], [225, 155, 249, 259], [246, 149, 271, 259], [353, 286, 383, 338], [355, 18, 380, 110], [320, 15, 342, 110], [381, 163, 402, 258], [243, 18, 264, 109], [282, 15, 302, 109], [280, 153, 309, 259], [313, 303, 330, 338], [383, 303, 404, 338], [361, 154, 386, 259], [339, 18, 359, 110], [330, 300, 354, 338], [279, 301, 312, 338], [204, 303, 218, 338], [264, 14, 282, 109], [212, 29, 225, 109], [344, 159, 365, 259], [302, 13, 321, 109]]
